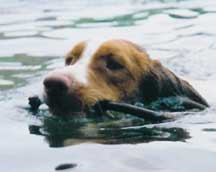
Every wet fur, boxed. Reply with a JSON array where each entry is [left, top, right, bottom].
[[49, 39, 209, 113], [139, 60, 209, 107]]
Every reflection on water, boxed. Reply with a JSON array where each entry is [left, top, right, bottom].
[[29, 114, 190, 147], [26, 96, 197, 148]]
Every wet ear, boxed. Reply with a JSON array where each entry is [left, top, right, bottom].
[[138, 64, 161, 103], [64, 41, 86, 65], [64, 52, 80, 66], [138, 59, 209, 109], [138, 59, 185, 103], [65, 55, 74, 65], [124, 40, 209, 109], [129, 47, 161, 103]]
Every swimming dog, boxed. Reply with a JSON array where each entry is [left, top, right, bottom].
[[43, 39, 208, 115]]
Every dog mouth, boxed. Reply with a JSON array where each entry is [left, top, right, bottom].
[[43, 90, 86, 116]]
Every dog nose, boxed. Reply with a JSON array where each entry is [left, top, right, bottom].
[[43, 72, 72, 95]]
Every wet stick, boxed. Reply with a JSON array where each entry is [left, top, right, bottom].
[[28, 96, 174, 121], [28, 96, 202, 121], [179, 97, 207, 110], [95, 101, 174, 122], [28, 95, 42, 111]]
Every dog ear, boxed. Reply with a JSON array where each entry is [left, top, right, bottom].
[[121, 40, 208, 109], [139, 59, 209, 108], [178, 79, 209, 107]]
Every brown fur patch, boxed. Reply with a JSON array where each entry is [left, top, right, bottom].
[[65, 41, 86, 65], [52, 39, 208, 111]]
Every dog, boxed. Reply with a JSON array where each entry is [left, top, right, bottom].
[[43, 39, 209, 115]]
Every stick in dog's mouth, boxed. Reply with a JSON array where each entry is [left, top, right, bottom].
[[28, 95, 186, 122]]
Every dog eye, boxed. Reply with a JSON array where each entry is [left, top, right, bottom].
[[106, 58, 124, 70]]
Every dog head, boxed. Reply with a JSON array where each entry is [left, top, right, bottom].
[[43, 39, 158, 115]]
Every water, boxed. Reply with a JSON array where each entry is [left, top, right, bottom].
[[1, 0, 216, 171]]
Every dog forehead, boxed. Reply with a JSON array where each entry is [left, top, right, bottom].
[[81, 39, 107, 60], [68, 39, 106, 84], [73, 39, 135, 60]]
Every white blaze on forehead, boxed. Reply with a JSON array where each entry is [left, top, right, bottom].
[[68, 39, 105, 84]]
